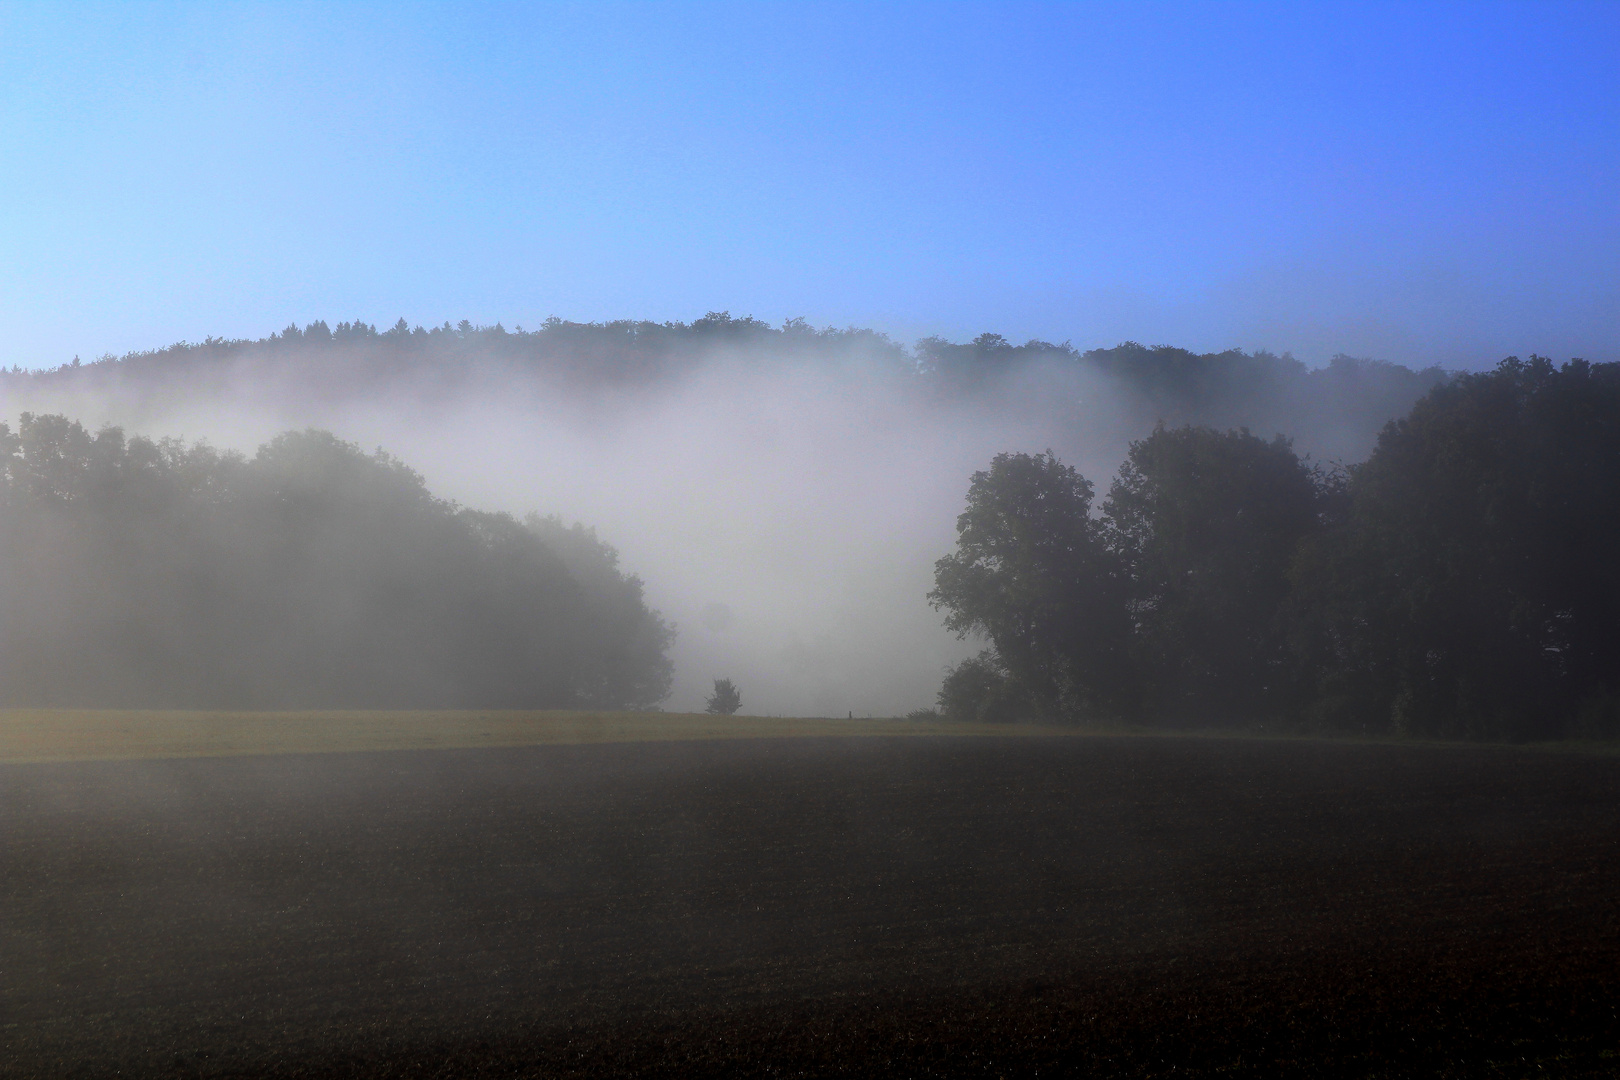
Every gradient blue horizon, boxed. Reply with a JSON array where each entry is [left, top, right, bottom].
[[2, 1, 1616, 371]]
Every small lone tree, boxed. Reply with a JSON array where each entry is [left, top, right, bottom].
[[705, 677, 742, 715]]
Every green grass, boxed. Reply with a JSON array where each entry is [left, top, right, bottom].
[[0, 709, 1080, 764], [4, 708, 1609, 766]]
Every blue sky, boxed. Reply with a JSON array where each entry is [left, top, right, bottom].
[[2, 1, 1616, 369]]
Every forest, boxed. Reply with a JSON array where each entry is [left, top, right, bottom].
[[5, 318, 1611, 736], [0, 414, 673, 709], [931, 355, 1620, 741], [0, 315, 1446, 464]]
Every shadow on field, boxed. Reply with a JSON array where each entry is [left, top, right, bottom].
[[2, 735, 1617, 1077]]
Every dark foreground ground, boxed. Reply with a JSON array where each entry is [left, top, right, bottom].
[[2, 735, 1618, 1078]]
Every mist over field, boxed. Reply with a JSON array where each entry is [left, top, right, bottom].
[[7, 6, 1620, 1077], [0, 319, 1447, 715]]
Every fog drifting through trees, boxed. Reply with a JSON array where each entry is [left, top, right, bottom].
[[0, 319, 1448, 714]]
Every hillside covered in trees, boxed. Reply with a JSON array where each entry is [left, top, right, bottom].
[[0, 414, 673, 709], [931, 356, 1620, 741], [0, 315, 1449, 464], [0, 315, 1469, 717]]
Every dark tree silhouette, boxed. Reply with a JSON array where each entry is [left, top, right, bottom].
[[1105, 426, 1324, 727], [929, 451, 1133, 721], [935, 651, 1031, 723], [0, 319, 1447, 465], [705, 678, 742, 716], [1291, 356, 1620, 740], [933, 356, 1620, 740]]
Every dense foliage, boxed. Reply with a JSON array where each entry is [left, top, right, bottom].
[[929, 452, 1130, 720], [0, 414, 673, 709], [933, 357, 1620, 739], [1293, 356, 1620, 740], [705, 677, 742, 716], [1, 316, 1447, 462]]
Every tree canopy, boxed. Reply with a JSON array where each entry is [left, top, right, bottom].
[[1292, 356, 1620, 740], [1, 318, 1447, 463], [928, 451, 1131, 719], [705, 678, 742, 716], [1106, 426, 1322, 726], [932, 356, 1620, 739], [0, 414, 673, 709]]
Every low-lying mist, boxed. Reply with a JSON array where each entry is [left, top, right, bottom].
[[0, 321, 1448, 715]]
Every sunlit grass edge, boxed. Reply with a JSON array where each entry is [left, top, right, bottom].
[[0, 709, 1081, 764]]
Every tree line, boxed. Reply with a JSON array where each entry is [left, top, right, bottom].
[[930, 356, 1620, 741], [0, 415, 673, 709], [1, 315, 1446, 462]]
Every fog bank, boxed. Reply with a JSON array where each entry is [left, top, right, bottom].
[[0, 323, 1449, 714]]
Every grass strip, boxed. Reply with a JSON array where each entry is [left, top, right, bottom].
[[0, 709, 1078, 764]]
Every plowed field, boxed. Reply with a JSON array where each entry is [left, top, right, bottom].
[[3, 734, 1617, 1077]]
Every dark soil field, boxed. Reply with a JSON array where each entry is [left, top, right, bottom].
[[3, 735, 1618, 1078]]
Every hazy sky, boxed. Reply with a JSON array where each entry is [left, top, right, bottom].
[[2, 1, 1616, 370]]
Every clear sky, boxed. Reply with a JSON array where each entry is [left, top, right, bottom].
[[2, 1, 1616, 370]]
